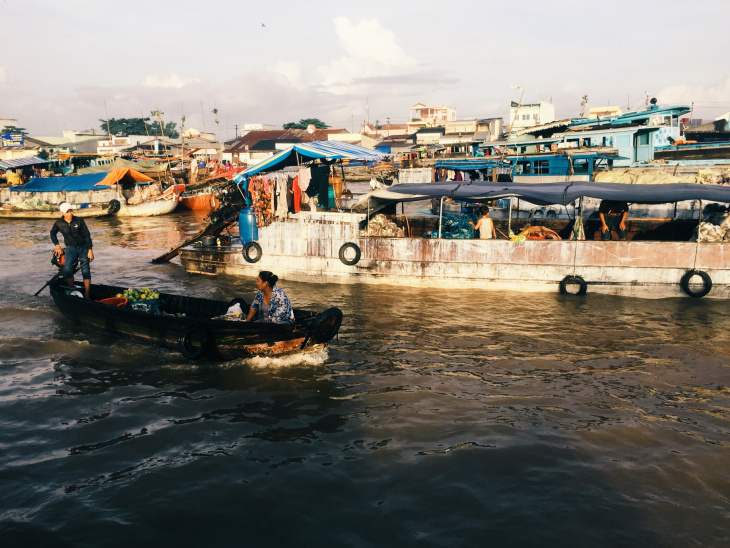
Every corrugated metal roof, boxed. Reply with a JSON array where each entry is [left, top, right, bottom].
[[225, 129, 347, 153], [235, 141, 385, 178], [0, 156, 50, 169]]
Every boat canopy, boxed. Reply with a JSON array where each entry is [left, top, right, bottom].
[[434, 159, 510, 170], [0, 156, 49, 170], [235, 141, 387, 179], [363, 180, 730, 209], [77, 157, 171, 175], [11, 168, 154, 192]]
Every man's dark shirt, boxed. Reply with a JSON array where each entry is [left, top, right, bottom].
[[50, 216, 93, 248], [598, 200, 629, 216]]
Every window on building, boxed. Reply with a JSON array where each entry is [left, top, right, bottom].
[[637, 133, 650, 146], [515, 161, 531, 175], [572, 159, 589, 173], [533, 160, 550, 174]]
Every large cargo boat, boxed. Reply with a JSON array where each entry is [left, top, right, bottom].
[[177, 178, 730, 300]]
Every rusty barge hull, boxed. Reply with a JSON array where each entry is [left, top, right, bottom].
[[178, 212, 730, 299]]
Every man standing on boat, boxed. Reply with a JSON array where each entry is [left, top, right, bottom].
[[51, 202, 94, 299], [598, 200, 629, 241]]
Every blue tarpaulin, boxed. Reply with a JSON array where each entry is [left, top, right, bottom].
[[11, 172, 111, 192], [435, 159, 510, 170], [235, 141, 387, 180]]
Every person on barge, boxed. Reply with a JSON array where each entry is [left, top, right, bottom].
[[245, 271, 295, 324], [598, 200, 629, 241], [470, 206, 497, 239], [51, 202, 94, 299]]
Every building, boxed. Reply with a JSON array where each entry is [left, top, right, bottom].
[[492, 104, 691, 167], [408, 103, 456, 133], [508, 100, 555, 132], [181, 128, 216, 141], [362, 123, 410, 138], [328, 132, 380, 149], [0, 118, 20, 130], [223, 128, 348, 165]]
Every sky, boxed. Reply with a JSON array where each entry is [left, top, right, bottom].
[[2, 0, 729, 141]]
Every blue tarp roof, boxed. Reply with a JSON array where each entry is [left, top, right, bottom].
[[383, 180, 730, 206], [435, 159, 511, 170], [569, 105, 691, 129], [11, 172, 111, 192], [0, 156, 50, 170], [235, 141, 387, 179]]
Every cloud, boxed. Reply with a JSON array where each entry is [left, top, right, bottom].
[[317, 17, 417, 93], [657, 76, 730, 104], [268, 61, 306, 90], [0, 66, 6, 84], [142, 73, 200, 89]]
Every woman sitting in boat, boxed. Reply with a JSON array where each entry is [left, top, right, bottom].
[[245, 271, 295, 324]]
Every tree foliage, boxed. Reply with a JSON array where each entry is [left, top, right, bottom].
[[99, 116, 180, 139], [282, 118, 329, 130], [1, 125, 28, 136]]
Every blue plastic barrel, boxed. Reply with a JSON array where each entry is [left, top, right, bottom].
[[239, 207, 258, 244], [327, 185, 335, 209]]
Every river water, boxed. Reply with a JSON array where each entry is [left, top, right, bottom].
[[1, 211, 729, 547]]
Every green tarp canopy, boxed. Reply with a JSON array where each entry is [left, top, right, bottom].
[[76, 157, 170, 175]]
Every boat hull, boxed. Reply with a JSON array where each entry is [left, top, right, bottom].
[[179, 192, 218, 211], [179, 211, 730, 299], [116, 184, 183, 217], [0, 205, 115, 219], [48, 280, 340, 360]]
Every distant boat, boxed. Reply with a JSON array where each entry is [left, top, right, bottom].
[[0, 168, 183, 217]]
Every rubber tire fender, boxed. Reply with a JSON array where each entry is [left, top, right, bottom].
[[108, 199, 121, 214], [680, 270, 712, 298], [242, 241, 262, 263], [559, 275, 587, 296], [338, 242, 361, 266], [179, 322, 209, 360], [309, 307, 343, 344]]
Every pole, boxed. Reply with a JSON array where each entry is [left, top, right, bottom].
[[507, 197, 513, 236], [438, 196, 445, 239]]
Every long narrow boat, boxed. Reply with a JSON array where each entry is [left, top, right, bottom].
[[0, 202, 117, 219], [47, 277, 342, 360]]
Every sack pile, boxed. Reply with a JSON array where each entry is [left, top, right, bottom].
[[127, 184, 162, 205], [361, 213, 404, 237]]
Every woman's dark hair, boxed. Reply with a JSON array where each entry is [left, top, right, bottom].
[[259, 271, 278, 286]]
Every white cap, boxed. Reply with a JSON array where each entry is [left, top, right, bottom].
[[59, 202, 73, 213]]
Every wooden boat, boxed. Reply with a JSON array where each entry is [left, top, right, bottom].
[[47, 277, 343, 361], [178, 176, 229, 211], [1, 170, 182, 218], [116, 183, 183, 217], [0, 202, 118, 219]]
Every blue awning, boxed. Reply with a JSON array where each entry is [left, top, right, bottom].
[[0, 156, 50, 170], [435, 159, 511, 170], [235, 141, 387, 180], [11, 172, 111, 192]]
